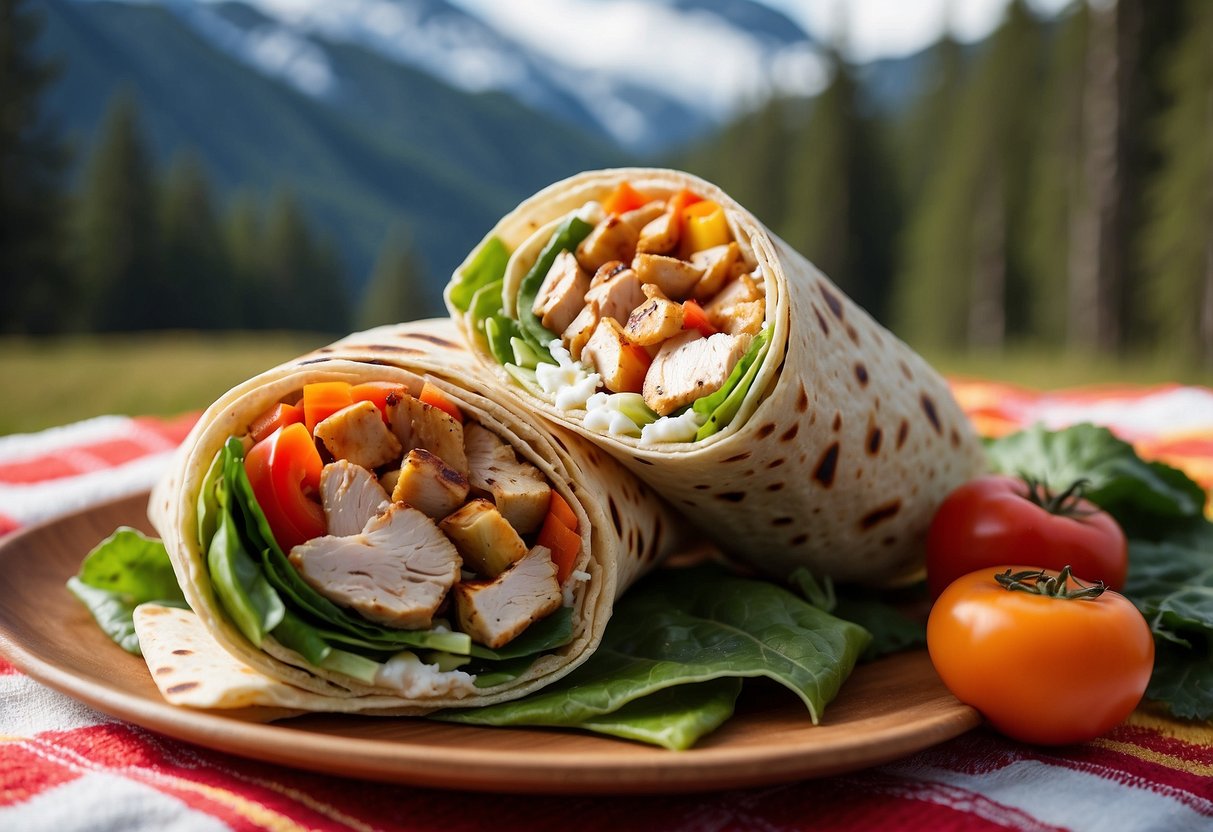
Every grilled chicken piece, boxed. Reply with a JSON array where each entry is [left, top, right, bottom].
[[289, 502, 461, 629], [576, 215, 639, 273], [690, 242, 740, 301], [625, 284, 685, 346], [636, 208, 680, 255], [562, 304, 599, 361], [589, 259, 630, 289], [632, 253, 704, 300], [620, 200, 666, 232], [581, 317, 649, 394], [643, 330, 753, 416], [705, 272, 763, 318], [440, 498, 528, 577], [532, 250, 590, 335], [391, 448, 470, 521], [464, 424, 551, 535], [583, 264, 645, 327], [314, 400, 403, 471], [453, 546, 563, 649], [320, 460, 389, 537], [387, 394, 468, 478], [711, 299, 765, 337]]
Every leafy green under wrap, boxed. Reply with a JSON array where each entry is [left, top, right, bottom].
[[438, 565, 870, 747], [67, 527, 188, 655]]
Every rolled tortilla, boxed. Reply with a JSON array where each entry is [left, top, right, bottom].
[[445, 168, 988, 584], [146, 318, 682, 711]]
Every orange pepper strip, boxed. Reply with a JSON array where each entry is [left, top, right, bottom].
[[302, 381, 353, 432], [250, 402, 304, 444], [351, 381, 408, 423], [603, 181, 648, 216], [419, 381, 463, 423], [538, 511, 582, 584], [682, 299, 718, 338], [547, 491, 579, 532]]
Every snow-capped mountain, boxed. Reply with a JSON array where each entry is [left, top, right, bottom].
[[156, 0, 821, 152]]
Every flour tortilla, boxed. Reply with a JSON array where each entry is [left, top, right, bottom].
[[146, 319, 682, 711], [446, 168, 988, 584]]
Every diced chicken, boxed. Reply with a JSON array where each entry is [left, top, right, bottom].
[[625, 284, 685, 346], [386, 394, 468, 477], [320, 460, 389, 537], [575, 215, 639, 273], [562, 304, 599, 361], [582, 265, 645, 326], [643, 330, 753, 416], [289, 503, 461, 629], [314, 400, 402, 470], [453, 546, 563, 649], [705, 272, 763, 319], [710, 299, 765, 337], [620, 200, 666, 232], [589, 260, 630, 289], [581, 317, 649, 394], [440, 498, 528, 577], [391, 448, 470, 521], [532, 250, 590, 335], [632, 253, 704, 300], [379, 467, 400, 495], [690, 242, 740, 301], [636, 208, 680, 255], [464, 424, 551, 535]]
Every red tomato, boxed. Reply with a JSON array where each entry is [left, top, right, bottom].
[[926, 474, 1128, 598], [244, 422, 326, 551], [928, 565, 1154, 746]]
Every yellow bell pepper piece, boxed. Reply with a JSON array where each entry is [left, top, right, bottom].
[[681, 200, 730, 254]]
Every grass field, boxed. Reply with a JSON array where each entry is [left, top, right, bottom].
[[1, 333, 1210, 436]]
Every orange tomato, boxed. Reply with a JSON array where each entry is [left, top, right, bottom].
[[927, 566, 1154, 746], [419, 381, 463, 423], [249, 402, 304, 444]]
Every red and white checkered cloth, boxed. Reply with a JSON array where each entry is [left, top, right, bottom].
[[2, 384, 1212, 831]]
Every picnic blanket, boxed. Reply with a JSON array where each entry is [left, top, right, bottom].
[[2, 381, 1212, 831]]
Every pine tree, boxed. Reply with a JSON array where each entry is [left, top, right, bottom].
[[74, 92, 160, 332], [1022, 3, 1089, 346], [159, 154, 229, 329], [0, 0, 71, 333], [894, 32, 965, 200], [358, 225, 433, 328], [260, 190, 350, 333], [222, 191, 265, 329], [891, 0, 1044, 350], [1140, 0, 1213, 366], [781, 49, 899, 321]]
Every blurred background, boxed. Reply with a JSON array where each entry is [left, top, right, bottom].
[[2, 0, 1211, 433]]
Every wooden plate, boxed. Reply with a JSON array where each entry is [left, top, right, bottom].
[[0, 492, 981, 795]]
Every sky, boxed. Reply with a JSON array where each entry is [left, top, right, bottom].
[[452, 0, 1076, 65]]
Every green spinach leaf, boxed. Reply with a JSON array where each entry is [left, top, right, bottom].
[[66, 527, 188, 655]]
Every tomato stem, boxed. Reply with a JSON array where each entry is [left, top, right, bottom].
[[994, 566, 1107, 600], [1019, 475, 1097, 518]]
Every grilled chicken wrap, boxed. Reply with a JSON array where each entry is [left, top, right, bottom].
[[446, 168, 987, 584], [144, 319, 680, 712]]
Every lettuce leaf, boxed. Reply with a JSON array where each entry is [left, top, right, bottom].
[[514, 216, 593, 352], [438, 565, 870, 748], [449, 237, 509, 312], [67, 527, 188, 655]]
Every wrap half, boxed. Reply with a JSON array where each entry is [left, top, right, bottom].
[[445, 168, 987, 584], [145, 319, 681, 712]]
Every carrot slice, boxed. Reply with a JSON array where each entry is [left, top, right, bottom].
[[419, 381, 463, 423], [603, 181, 648, 216], [538, 512, 582, 584], [682, 299, 718, 338], [547, 491, 579, 532], [250, 402, 304, 444], [351, 381, 408, 423], [302, 382, 353, 432]]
